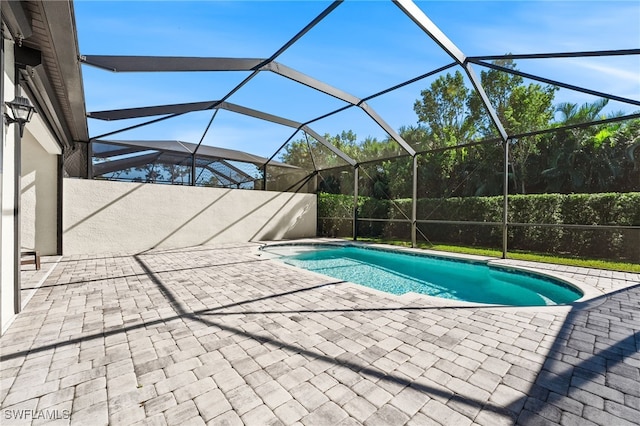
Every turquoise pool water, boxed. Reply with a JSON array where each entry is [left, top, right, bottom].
[[263, 244, 582, 306]]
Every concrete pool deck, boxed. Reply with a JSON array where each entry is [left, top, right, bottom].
[[1, 241, 638, 425]]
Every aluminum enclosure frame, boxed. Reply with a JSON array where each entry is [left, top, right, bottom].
[[80, 0, 640, 257]]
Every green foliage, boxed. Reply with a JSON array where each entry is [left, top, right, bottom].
[[414, 70, 473, 147], [280, 60, 639, 198], [279, 130, 403, 169], [319, 192, 640, 261], [318, 193, 353, 218], [293, 58, 640, 262], [318, 166, 354, 195], [278, 139, 316, 170], [317, 193, 353, 238], [540, 115, 639, 193], [351, 238, 640, 273], [556, 98, 609, 125], [468, 59, 556, 137], [465, 59, 558, 193]]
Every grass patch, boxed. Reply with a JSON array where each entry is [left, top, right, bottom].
[[350, 237, 640, 273]]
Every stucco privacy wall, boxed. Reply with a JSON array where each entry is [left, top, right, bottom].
[[63, 179, 317, 254]]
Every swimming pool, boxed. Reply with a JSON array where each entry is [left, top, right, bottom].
[[260, 243, 584, 306]]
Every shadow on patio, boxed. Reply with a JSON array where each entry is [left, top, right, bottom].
[[1, 244, 638, 425]]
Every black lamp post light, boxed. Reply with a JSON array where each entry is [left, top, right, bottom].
[[4, 96, 36, 137]]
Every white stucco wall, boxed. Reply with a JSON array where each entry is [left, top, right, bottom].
[[63, 179, 317, 254], [21, 124, 60, 255], [1, 40, 17, 331]]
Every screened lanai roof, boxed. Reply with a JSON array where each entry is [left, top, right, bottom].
[[76, 0, 640, 179], [92, 139, 295, 168]]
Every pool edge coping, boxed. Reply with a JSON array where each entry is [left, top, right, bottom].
[[255, 238, 608, 309]]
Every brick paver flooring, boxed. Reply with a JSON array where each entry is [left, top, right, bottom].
[[1, 242, 638, 425]]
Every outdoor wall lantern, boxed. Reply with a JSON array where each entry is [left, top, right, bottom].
[[4, 96, 36, 137]]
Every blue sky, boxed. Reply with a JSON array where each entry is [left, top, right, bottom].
[[76, 1, 640, 158]]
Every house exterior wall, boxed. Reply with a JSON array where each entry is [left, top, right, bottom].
[[63, 179, 317, 254], [21, 123, 60, 255], [1, 0, 87, 334], [1, 38, 18, 332]]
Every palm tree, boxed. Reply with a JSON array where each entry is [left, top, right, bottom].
[[555, 98, 608, 125], [542, 99, 640, 193]]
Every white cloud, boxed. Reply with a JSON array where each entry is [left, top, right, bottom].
[[574, 61, 639, 92]]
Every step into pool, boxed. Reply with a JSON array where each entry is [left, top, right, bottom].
[[260, 243, 583, 306]]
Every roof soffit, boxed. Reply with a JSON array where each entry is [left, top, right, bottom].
[[10, 0, 89, 145]]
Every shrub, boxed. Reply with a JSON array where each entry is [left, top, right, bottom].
[[318, 192, 640, 261]]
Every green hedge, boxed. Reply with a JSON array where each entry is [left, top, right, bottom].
[[318, 192, 640, 261]]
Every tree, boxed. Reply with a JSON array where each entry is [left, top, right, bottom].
[[398, 125, 429, 151], [541, 102, 640, 193], [468, 59, 522, 137], [464, 60, 556, 193], [556, 98, 608, 125], [166, 163, 190, 185], [468, 59, 557, 137], [135, 162, 165, 183], [279, 130, 360, 170], [413, 70, 474, 147], [202, 174, 221, 187], [413, 59, 557, 194], [277, 139, 315, 170], [541, 99, 608, 193]]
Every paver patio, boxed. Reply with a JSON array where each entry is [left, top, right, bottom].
[[1, 242, 638, 425]]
